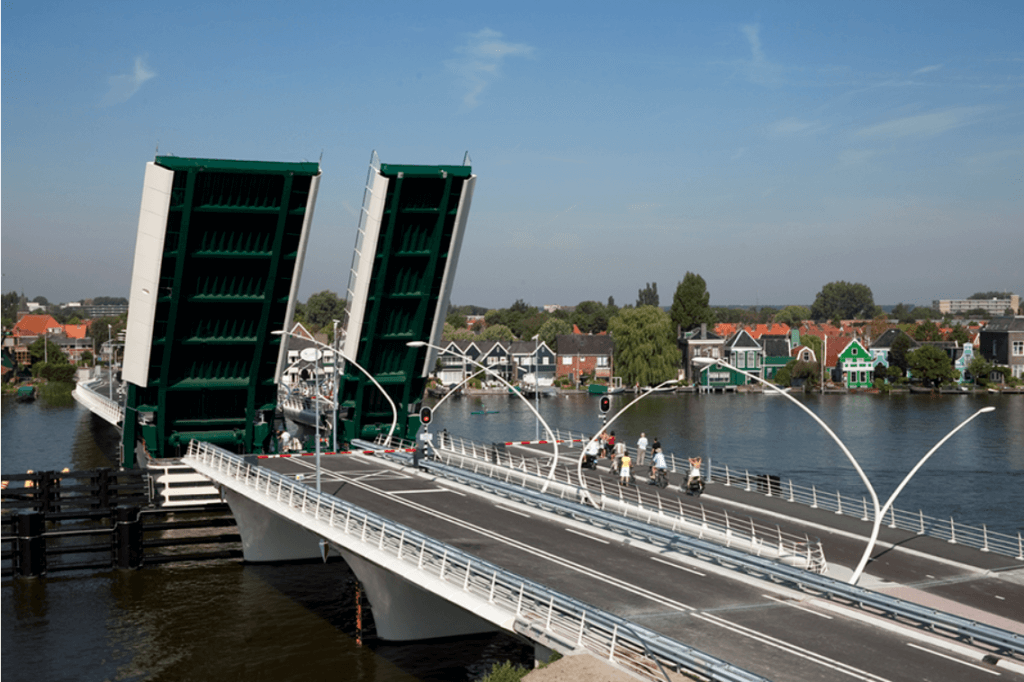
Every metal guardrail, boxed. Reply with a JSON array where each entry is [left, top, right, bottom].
[[416, 433, 827, 572], [707, 462, 1024, 560], [185, 440, 767, 682], [361, 438, 1024, 659], [71, 380, 124, 427]]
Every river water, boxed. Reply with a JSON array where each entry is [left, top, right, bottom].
[[3, 391, 1022, 681]]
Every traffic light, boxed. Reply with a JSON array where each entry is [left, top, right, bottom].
[[600, 396, 610, 413], [420, 406, 433, 425]]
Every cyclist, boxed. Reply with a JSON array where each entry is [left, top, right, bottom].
[[649, 448, 667, 485]]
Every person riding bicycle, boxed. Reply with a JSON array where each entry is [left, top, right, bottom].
[[583, 437, 600, 467], [649, 448, 667, 483], [687, 457, 703, 489]]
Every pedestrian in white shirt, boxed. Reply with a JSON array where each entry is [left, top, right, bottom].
[[636, 433, 648, 467]]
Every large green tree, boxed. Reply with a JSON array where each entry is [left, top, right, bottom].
[[967, 355, 994, 386], [636, 283, 659, 307], [90, 314, 128, 358], [670, 272, 714, 334], [442, 322, 475, 341], [29, 336, 69, 365], [479, 324, 515, 342], [303, 290, 347, 332], [607, 306, 680, 386], [773, 306, 810, 327], [907, 345, 958, 387], [888, 333, 913, 377], [572, 300, 612, 334], [913, 320, 943, 342], [810, 281, 876, 321], [536, 317, 572, 347], [948, 324, 970, 344]]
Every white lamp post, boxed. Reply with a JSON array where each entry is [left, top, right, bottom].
[[532, 335, 541, 441], [862, 407, 995, 566], [107, 324, 113, 400], [407, 341, 561, 491], [332, 319, 341, 453], [299, 345, 323, 493], [274, 330, 400, 490], [693, 356, 881, 585]]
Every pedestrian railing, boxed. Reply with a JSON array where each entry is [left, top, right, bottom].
[[71, 380, 124, 427], [185, 440, 767, 682], [389, 434, 827, 573], [361, 437, 1023, 658], [707, 463, 1024, 560]]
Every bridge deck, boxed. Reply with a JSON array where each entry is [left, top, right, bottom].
[[248, 450, 1024, 682], [504, 442, 1024, 627]]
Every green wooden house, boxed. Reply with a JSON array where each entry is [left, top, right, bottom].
[[837, 339, 874, 389]]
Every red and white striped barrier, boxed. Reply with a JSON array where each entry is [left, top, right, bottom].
[[258, 448, 416, 459], [500, 438, 583, 446]]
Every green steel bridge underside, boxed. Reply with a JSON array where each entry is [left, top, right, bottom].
[[337, 160, 475, 444], [122, 156, 321, 466]]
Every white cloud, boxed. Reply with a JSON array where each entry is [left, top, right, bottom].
[[448, 29, 534, 108], [740, 24, 782, 86], [855, 106, 987, 139], [912, 64, 943, 75], [101, 56, 155, 107]]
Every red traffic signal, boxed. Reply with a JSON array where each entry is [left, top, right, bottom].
[[600, 396, 610, 413], [420, 406, 433, 425]]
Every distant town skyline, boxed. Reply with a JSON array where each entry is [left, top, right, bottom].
[[3, 3, 1021, 310]]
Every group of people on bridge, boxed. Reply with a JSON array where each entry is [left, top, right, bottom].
[[583, 431, 703, 493]]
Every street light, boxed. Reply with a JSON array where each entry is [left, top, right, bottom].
[[407, 340, 561, 491], [332, 319, 341, 453], [863, 407, 995, 564], [693, 356, 881, 585], [300, 345, 323, 493], [532, 335, 541, 442], [107, 324, 113, 400], [273, 330, 400, 489]]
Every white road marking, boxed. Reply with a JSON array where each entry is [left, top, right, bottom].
[[391, 488, 453, 495], [496, 504, 532, 518], [762, 594, 833, 619], [906, 642, 1000, 675], [651, 556, 705, 576], [565, 528, 610, 544], [287, 455, 919, 681], [698, 612, 894, 682]]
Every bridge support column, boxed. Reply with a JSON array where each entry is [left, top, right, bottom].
[[533, 642, 553, 668], [338, 549, 497, 641], [222, 489, 321, 561]]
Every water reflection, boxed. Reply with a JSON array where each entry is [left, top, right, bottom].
[[431, 392, 1023, 536]]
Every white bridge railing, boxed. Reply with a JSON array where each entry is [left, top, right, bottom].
[[185, 440, 765, 682], [707, 462, 1024, 560], [390, 434, 827, 573], [72, 380, 124, 427]]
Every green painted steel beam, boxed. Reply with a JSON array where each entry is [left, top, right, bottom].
[[156, 156, 320, 175], [379, 164, 472, 178]]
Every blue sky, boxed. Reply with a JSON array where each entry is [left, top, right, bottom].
[[3, 2, 1021, 310]]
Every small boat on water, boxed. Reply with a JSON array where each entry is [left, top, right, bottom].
[[15, 386, 36, 402], [588, 377, 625, 395]]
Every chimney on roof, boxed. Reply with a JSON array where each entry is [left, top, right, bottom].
[[701, 323, 706, 337]]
